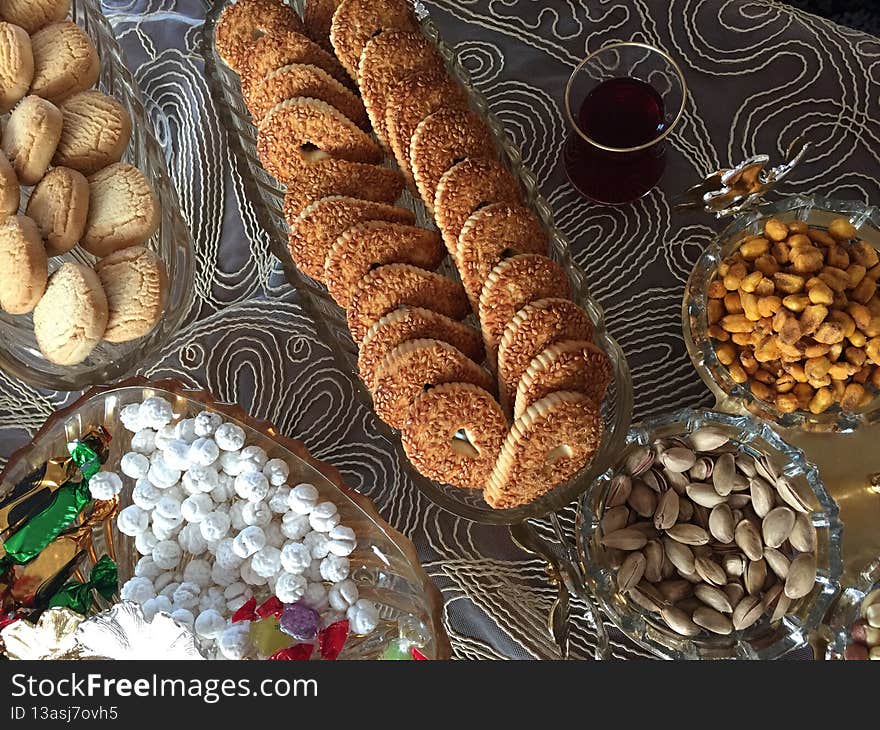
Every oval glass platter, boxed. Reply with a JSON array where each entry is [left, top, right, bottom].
[[0, 378, 451, 660], [0, 0, 194, 392], [200, 0, 633, 524]]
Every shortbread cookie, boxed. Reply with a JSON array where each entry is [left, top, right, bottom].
[[478, 254, 571, 353], [1, 95, 62, 185], [33, 262, 108, 365], [53, 90, 132, 174], [456, 203, 548, 307], [346, 263, 469, 343], [214, 0, 306, 73], [402, 382, 507, 489], [95, 246, 167, 343], [358, 30, 443, 147], [303, 0, 342, 49], [240, 30, 351, 105], [410, 108, 494, 212], [0, 0, 68, 34], [282, 160, 404, 221], [357, 306, 484, 390], [82, 163, 160, 257], [513, 340, 611, 419], [0, 22, 33, 113], [385, 70, 467, 182], [324, 221, 444, 306], [248, 63, 367, 126], [434, 158, 521, 254], [29, 21, 99, 103], [257, 98, 382, 183], [485, 391, 603, 509], [497, 298, 593, 408], [0, 153, 19, 217], [288, 195, 414, 280], [329, 0, 419, 81], [0, 215, 47, 314], [25, 166, 89, 256], [371, 338, 493, 427]]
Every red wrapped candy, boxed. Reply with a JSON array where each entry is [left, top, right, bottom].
[[411, 647, 428, 660], [256, 596, 284, 619], [318, 619, 349, 660], [269, 643, 314, 661], [231, 597, 257, 623]]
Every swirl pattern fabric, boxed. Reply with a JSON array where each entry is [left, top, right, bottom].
[[1, 0, 878, 659]]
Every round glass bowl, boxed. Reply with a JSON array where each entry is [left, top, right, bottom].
[[683, 196, 880, 432], [825, 556, 880, 660], [0, 0, 194, 391], [577, 408, 843, 660]]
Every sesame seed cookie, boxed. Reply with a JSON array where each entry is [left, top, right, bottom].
[[82, 162, 160, 257], [402, 382, 508, 489], [95, 246, 167, 343], [410, 108, 494, 212], [0, 215, 48, 314], [0, 0, 68, 35], [357, 306, 484, 390], [29, 21, 99, 104], [214, 0, 306, 73], [434, 157, 521, 254], [25, 166, 89, 256], [478, 254, 571, 354], [357, 30, 443, 147], [257, 98, 382, 183], [385, 70, 467, 183], [281, 160, 404, 221], [484, 391, 603, 509], [456, 202, 548, 308], [329, 0, 419, 81], [324, 221, 444, 307], [248, 63, 368, 127], [346, 263, 469, 344], [288, 195, 414, 280], [53, 90, 132, 175], [33, 262, 108, 365], [0, 153, 19, 217], [497, 298, 593, 409], [371, 338, 493, 428], [0, 22, 34, 113], [513, 340, 611, 419], [240, 30, 350, 106], [2, 95, 63, 185], [302, 0, 342, 49]]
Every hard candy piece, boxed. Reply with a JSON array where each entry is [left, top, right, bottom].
[[194, 410, 223, 437], [279, 602, 321, 641], [309, 501, 340, 533], [411, 647, 428, 660], [347, 599, 379, 635], [194, 609, 227, 640], [318, 619, 349, 660], [381, 639, 413, 660], [250, 616, 294, 657], [214, 423, 246, 451], [269, 643, 313, 661], [121, 452, 150, 479], [263, 458, 289, 486], [140, 397, 174, 429], [117, 504, 149, 536], [275, 571, 307, 603], [231, 596, 257, 623], [217, 621, 254, 659], [256, 596, 285, 619], [288, 483, 319, 514], [89, 471, 123, 501]]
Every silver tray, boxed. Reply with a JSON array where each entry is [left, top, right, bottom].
[[200, 0, 633, 524]]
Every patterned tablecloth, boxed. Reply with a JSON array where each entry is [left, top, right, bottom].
[[2, 0, 879, 659]]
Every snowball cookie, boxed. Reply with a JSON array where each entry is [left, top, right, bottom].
[[0, 153, 19, 217], [33, 262, 108, 365], [0, 22, 34, 113], [25, 167, 89, 256], [29, 21, 99, 104], [0, 0, 69, 34], [1, 95, 63, 185], [81, 163, 160, 257], [94, 246, 167, 343], [0, 215, 47, 314], [54, 90, 132, 174]]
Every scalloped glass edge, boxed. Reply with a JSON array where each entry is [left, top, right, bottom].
[[683, 195, 880, 433], [575, 407, 844, 660], [198, 0, 634, 524]]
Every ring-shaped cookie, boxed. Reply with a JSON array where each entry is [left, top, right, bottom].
[[215, 0, 306, 73]]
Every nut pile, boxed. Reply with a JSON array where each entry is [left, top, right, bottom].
[[846, 588, 880, 660], [599, 426, 819, 638], [707, 216, 880, 415]]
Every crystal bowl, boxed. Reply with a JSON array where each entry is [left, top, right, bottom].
[[825, 555, 880, 660], [0, 0, 194, 391], [576, 408, 843, 660], [684, 196, 880, 433]]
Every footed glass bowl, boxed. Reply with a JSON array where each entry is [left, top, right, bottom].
[[577, 408, 843, 660], [684, 196, 880, 433], [825, 556, 880, 660]]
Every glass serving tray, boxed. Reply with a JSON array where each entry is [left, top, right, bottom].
[[0, 377, 451, 660], [200, 0, 633, 524], [0, 0, 194, 392]]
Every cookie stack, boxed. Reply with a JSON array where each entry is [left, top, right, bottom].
[[0, 0, 166, 366], [215, 0, 612, 510]]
